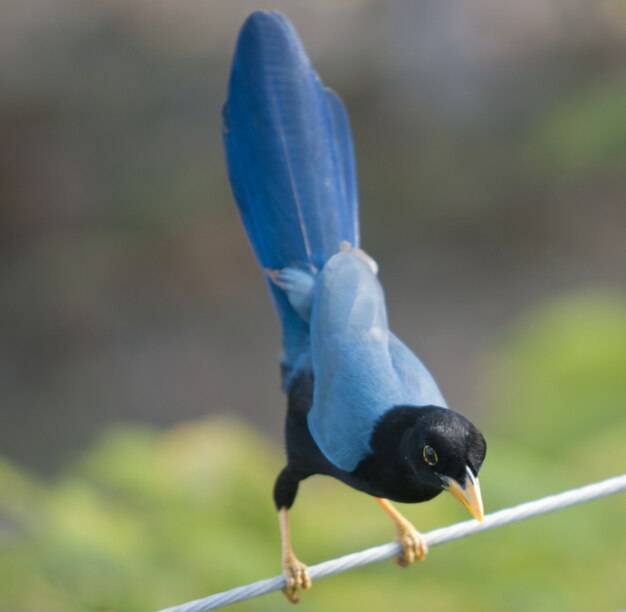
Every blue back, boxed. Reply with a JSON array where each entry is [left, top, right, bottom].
[[307, 251, 448, 471], [223, 11, 359, 373]]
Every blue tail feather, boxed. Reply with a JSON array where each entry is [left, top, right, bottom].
[[223, 11, 359, 374]]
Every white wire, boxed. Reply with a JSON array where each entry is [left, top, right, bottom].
[[158, 472, 626, 612]]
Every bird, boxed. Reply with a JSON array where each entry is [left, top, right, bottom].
[[222, 11, 486, 603]]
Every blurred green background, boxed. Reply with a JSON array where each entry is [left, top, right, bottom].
[[1, 1, 625, 611]]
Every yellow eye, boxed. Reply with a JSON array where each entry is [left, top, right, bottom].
[[423, 445, 438, 466]]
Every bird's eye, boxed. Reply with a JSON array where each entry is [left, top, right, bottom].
[[423, 445, 438, 466]]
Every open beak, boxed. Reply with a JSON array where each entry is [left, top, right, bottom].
[[439, 466, 484, 522]]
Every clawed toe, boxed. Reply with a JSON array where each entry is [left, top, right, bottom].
[[395, 521, 428, 567], [282, 555, 311, 603], [375, 498, 428, 568]]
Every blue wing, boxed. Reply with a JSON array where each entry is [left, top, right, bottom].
[[307, 250, 447, 471], [222, 11, 359, 376]]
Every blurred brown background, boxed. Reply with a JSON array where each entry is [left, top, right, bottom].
[[2, 0, 625, 474]]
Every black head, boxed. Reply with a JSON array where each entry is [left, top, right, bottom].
[[404, 407, 485, 485], [402, 406, 486, 518], [355, 406, 486, 517]]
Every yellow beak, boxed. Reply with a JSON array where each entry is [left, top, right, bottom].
[[440, 466, 484, 522]]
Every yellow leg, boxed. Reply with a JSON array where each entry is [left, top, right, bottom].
[[375, 498, 428, 567], [278, 507, 311, 603]]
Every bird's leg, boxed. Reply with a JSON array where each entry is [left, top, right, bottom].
[[278, 506, 311, 603], [375, 497, 428, 567]]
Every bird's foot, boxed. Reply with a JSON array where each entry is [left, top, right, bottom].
[[394, 519, 428, 567], [282, 552, 311, 603]]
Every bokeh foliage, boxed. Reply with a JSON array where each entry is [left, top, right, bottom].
[[1, 291, 625, 611]]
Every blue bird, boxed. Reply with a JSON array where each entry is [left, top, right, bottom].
[[223, 11, 486, 602]]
